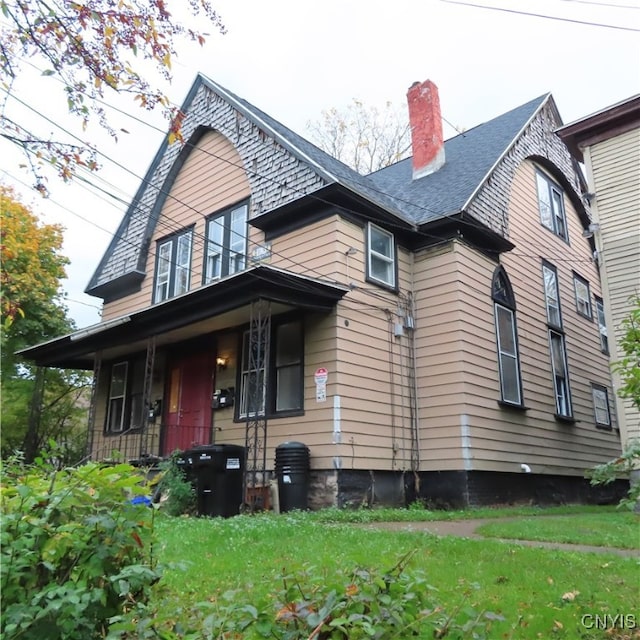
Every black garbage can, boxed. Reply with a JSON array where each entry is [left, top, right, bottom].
[[275, 441, 310, 512], [190, 444, 245, 518], [175, 450, 196, 487]]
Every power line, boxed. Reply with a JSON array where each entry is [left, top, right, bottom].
[[439, 0, 640, 31]]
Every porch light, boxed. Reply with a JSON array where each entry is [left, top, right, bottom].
[[216, 356, 228, 370]]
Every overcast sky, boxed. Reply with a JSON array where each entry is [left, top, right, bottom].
[[2, 0, 639, 329]]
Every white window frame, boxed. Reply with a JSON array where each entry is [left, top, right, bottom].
[[205, 203, 248, 283], [591, 384, 611, 428], [536, 171, 568, 241], [595, 297, 609, 354], [366, 222, 396, 288], [542, 262, 562, 328], [495, 304, 522, 406], [573, 273, 592, 319], [549, 330, 572, 418], [106, 362, 128, 433], [154, 229, 193, 303]]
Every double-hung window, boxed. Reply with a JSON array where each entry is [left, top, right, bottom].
[[492, 266, 523, 406], [536, 171, 568, 241], [366, 223, 396, 289], [154, 228, 193, 303], [595, 296, 609, 354], [205, 202, 248, 283], [573, 273, 592, 319], [105, 360, 145, 434], [591, 384, 612, 429], [238, 318, 303, 418], [106, 362, 128, 433], [541, 260, 573, 419]]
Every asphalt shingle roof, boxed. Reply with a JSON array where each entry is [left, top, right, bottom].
[[367, 94, 548, 224]]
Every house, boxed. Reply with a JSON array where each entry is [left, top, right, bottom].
[[557, 96, 640, 463], [20, 75, 626, 508]]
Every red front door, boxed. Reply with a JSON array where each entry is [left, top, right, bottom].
[[163, 350, 214, 455]]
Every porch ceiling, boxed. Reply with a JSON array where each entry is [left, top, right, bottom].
[[18, 265, 349, 369]]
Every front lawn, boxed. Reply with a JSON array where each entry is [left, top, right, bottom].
[[151, 509, 639, 639], [475, 511, 640, 549]]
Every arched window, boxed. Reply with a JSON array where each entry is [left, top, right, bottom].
[[492, 266, 523, 406]]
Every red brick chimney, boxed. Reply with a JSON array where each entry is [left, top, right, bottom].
[[407, 80, 445, 179]]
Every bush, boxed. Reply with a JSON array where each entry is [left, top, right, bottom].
[[587, 440, 640, 510], [0, 456, 160, 639], [156, 452, 196, 516]]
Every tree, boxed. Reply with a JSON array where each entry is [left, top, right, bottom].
[[0, 0, 224, 192], [614, 295, 640, 411], [1, 186, 89, 462], [307, 99, 412, 174]]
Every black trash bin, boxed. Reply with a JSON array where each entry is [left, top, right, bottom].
[[190, 444, 245, 517], [275, 441, 310, 512]]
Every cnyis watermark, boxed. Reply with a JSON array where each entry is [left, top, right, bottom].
[[581, 614, 637, 630]]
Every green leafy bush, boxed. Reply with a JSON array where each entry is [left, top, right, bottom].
[[1, 457, 160, 639], [108, 550, 503, 639], [587, 440, 640, 510], [157, 452, 196, 516]]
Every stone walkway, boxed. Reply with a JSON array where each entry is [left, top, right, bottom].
[[359, 518, 640, 558]]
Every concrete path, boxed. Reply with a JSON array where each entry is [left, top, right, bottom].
[[358, 518, 640, 558]]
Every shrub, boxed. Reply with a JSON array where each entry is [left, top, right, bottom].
[[156, 452, 196, 516], [0, 456, 160, 639], [587, 440, 640, 511]]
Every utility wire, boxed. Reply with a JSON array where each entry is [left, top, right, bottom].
[[439, 0, 640, 31]]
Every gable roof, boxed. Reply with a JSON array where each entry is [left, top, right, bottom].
[[367, 94, 549, 225], [86, 75, 555, 296]]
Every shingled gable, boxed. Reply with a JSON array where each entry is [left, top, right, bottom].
[[86, 74, 413, 301]]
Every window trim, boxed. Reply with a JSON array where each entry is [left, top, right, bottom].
[[203, 201, 248, 284], [365, 222, 397, 290], [153, 227, 193, 304], [235, 316, 304, 420], [536, 170, 569, 242], [595, 296, 609, 354], [491, 266, 524, 408], [541, 260, 563, 329], [104, 359, 146, 435], [549, 329, 573, 420], [591, 383, 612, 430], [572, 272, 592, 320]]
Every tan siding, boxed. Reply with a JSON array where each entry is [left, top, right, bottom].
[[458, 159, 621, 475], [586, 127, 640, 446], [102, 131, 252, 321]]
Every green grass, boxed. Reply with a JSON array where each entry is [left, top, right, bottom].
[[153, 509, 640, 639], [475, 511, 640, 549]]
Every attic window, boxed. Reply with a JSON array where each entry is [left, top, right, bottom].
[[536, 171, 568, 242], [366, 223, 396, 289]]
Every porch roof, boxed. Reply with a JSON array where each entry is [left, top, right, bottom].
[[18, 265, 349, 370]]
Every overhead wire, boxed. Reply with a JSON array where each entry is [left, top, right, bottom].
[[439, 0, 640, 31], [1, 55, 601, 326]]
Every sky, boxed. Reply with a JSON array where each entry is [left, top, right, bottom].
[[1, 0, 639, 330]]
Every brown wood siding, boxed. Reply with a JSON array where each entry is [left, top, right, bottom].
[[453, 159, 622, 476], [101, 131, 252, 321]]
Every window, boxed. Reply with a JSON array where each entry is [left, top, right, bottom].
[[105, 360, 145, 434], [591, 384, 612, 428], [238, 319, 303, 418], [549, 330, 572, 418], [536, 171, 568, 241], [595, 296, 609, 354], [573, 273, 592, 319], [492, 266, 523, 406], [204, 202, 248, 283], [154, 228, 193, 303], [542, 261, 562, 328], [366, 223, 396, 288], [106, 362, 128, 433]]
